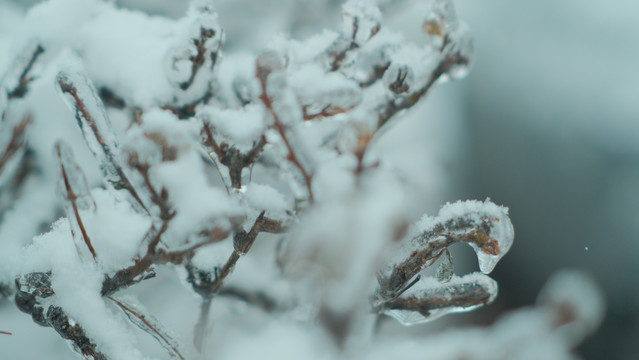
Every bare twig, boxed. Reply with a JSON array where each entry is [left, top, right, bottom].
[[57, 75, 148, 214]]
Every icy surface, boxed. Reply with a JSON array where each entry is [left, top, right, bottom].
[[384, 273, 498, 325], [418, 199, 514, 274]]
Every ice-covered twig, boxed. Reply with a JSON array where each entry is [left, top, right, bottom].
[[100, 215, 172, 296], [376, 200, 513, 303], [56, 69, 148, 214], [187, 211, 286, 350], [376, 0, 472, 129], [5, 44, 45, 100], [319, 0, 381, 72], [0, 115, 30, 177], [101, 153, 234, 296], [109, 296, 186, 360], [187, 211, 285, 299], [15, 272, 107, 360], [167, 0, 223, 92], [55, 141, 98, 262], [376, 273, 498, 325], [1, 41, 44, 123]]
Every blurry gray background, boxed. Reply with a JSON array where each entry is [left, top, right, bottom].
[[457, 1, 639, 358]]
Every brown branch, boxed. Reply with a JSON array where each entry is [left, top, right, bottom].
[[0, 115, 30, 176], [0, 331, 12, 335], [377, 281, 494, 317], [257, 62, 315, 203], [377, 50, 470, 129], [377, 216, 501, 302], [201, 120, 266, 189], [179, 27, 219, 91], [128, 156, 173, 221], [301, 103, 357, 121], [187, 211, 285, 299]]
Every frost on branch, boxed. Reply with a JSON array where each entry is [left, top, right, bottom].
[[56, 58, 147, 214], [0, 0, 604, 359]]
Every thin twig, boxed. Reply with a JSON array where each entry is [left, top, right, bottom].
[[109, 296, 186, 360], [377, 51, 470, 129], [7, 44, 44, 100], [56, 144, 98, 262], [0, 116, 30, 176], [257, 65, 315, 203], [58, 77, 148, 213]]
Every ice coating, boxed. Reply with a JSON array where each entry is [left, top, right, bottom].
[[426, 199, 514, 274], [377, 199, 513, 302], [110, 295, 188, 360], [56, 56, 146, 214], [383, 273, 498, 325], [56, 57, 118, 166], [54, 140, 95, 212]]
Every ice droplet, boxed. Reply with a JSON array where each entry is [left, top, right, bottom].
[[438, 199, 514, 274], [436, 248, 454, 283]]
